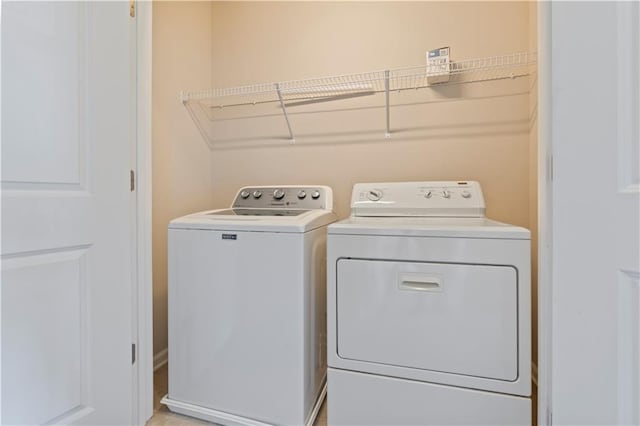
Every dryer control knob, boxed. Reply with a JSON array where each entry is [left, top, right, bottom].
[[273, 189, 285, 200], [311, 190, 321, 199], [297, 190, 307, 199], [442, 190, 451, 199], [252, 190, 262, 199], [367, 189, 383, 201], [240, 190, 250, 199], [461, 190, 471, 198], [424, 190, 432, 199]]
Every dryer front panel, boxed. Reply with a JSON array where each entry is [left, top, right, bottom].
[[336, 259, 518, 381]]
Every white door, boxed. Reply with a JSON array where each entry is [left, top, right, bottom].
[[1, 2, 135, 424], [546, 1, 640, 424]]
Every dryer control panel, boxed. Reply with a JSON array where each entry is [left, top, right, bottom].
[[351, 181, 485, 217], [232, 185, 333, 211]]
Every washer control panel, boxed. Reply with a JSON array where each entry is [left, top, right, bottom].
[[352, 181, 485, 217], [232, 186, 333, 210]]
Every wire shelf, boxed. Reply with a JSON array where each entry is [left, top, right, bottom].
[[181, 51, 537, 146]]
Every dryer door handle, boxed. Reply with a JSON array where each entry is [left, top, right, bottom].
[[398, 273, 443, 292]]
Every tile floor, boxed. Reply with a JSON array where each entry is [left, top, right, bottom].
[[146, 365, 327, 426], [147, 365, 535, 426]]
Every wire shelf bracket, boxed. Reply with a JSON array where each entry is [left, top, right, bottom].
[[274, 82, 295, 143], [384, 69, 391, 139]]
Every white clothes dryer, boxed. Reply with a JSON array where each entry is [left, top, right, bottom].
[[162, 186, 336, 426], [327, 181, 531, 425]]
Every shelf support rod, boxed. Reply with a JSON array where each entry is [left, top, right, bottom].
[[275, 83, 295, 143], [384, 70, 391, 139]]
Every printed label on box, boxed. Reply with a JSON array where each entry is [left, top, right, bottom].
[[427, 47, 450, 84]]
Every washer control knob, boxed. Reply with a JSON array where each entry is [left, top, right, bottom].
[[252, 190, 262, 199], [240, 190, 251, 199], [297, 190, 307, 199], [424, 190, 432, 199], [311, 190, 321, 199], [367, 189, 383, 201], [273, 188, 285, 200], [441, 190, 451, 199], [461, 190, 471, 198]]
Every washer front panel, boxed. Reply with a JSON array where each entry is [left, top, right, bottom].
[[168, 227, 329, 424]]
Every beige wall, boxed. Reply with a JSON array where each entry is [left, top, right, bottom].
[[208, 1, 532, 221], [152, 1, 214, 356]]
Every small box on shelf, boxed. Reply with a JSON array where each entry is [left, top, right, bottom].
[[426, 47, 451, 85]]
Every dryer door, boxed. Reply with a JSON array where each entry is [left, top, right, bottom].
[[336, 259, 518, 381]]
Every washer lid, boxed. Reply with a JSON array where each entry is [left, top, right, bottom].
[[169, 208, 337, 233], [328, 216, 530, 240]]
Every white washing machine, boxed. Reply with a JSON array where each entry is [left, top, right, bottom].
[[162, 186, 337, 426], [327, 181, 531, 425]]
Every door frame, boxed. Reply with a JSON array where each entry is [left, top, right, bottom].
[[0, 1, 3, 418], [135, 1, 154, 424], [537, 1, 552, 424], [131, 2, 560, 425]]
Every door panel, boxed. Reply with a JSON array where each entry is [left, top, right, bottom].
[[617, 271, 640, 425], [1, 2, 134, 424], [2, 2, 87, 187], [2, 249, 88, 424], [616, 1, 640, 195], [336, 259, 518, 381], [615, 3, 640, 424]]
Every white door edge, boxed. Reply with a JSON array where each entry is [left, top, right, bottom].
[[537, 1, 553, 425], [0, 0, 4, 421], [135, 1, 154, 424]]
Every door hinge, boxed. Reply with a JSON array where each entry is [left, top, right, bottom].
[[132, 343, 136, 364], [129, 0, 135, 18], [130, 170, 135, 192]]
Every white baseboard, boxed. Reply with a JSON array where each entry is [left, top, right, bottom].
[[532, 362, 538, 386], [154, 348, 168, 372]]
